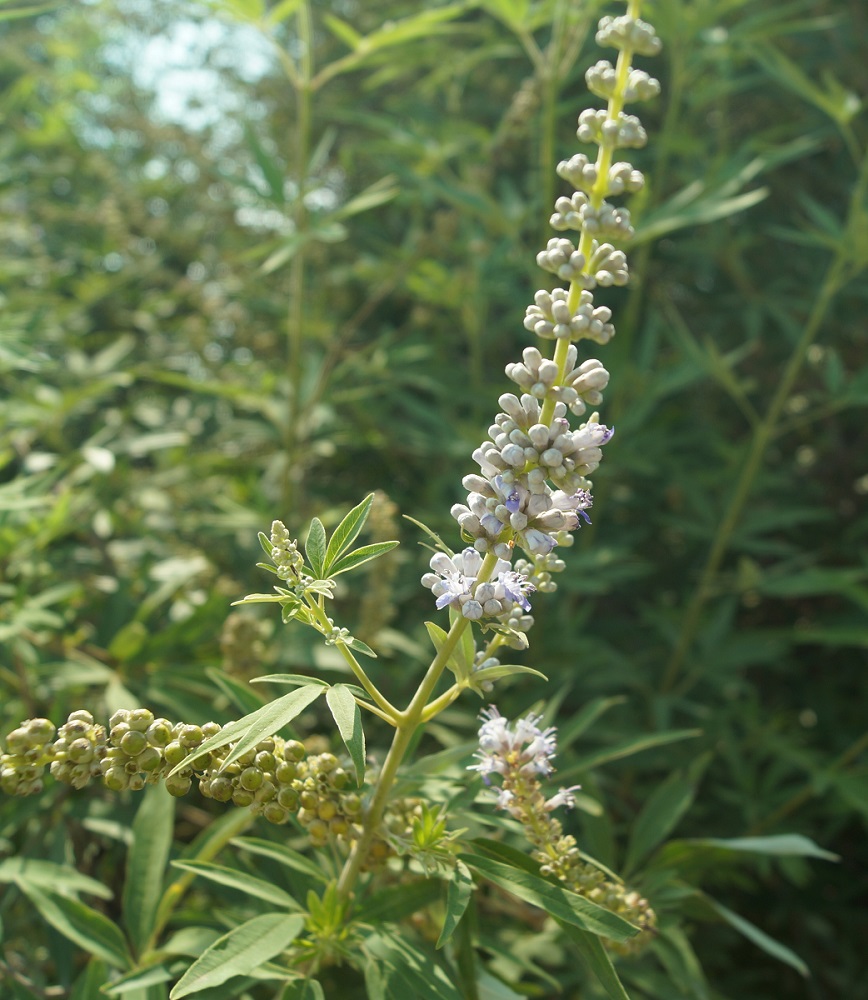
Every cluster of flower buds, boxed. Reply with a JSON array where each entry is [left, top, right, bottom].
[[425, 4, 660, 637], [0, 711, 357, 843], [470, 706, 656, 951]]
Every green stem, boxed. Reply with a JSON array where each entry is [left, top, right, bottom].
[[284, 2, 313, 512], [661, 257, 847, 695], [335, 552, 499, 903]]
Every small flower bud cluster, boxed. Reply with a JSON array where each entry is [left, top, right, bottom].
[[577, 108, 647, 150], [550, 191, 634, 242], [524, 289, 615, 344], [0, 718, 56, 795], [537, 238, 628, 288], [596, 13, 661, 56], [506, 346, 609, 417], [556, 155, 645, 199], [51, 711, 107, 789], [270, 519, 305, 580], [470, 706, 656, 952], [421, 547, 535, 622], [585, 61, 661, 103], [1, 712, 361, 849]]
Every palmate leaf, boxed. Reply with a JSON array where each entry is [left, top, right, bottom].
[[169, 913, 304, 998]]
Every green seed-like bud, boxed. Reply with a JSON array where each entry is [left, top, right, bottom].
[[317, 800, 337, 822], [341, 793, 362, 815], [255, 751, 276, 772], [329, 817, 350, 838], [316, 753, 338, 774], [147, 720, 173, 747], [285, 740, 305, 762], [263, 803, 288, 824], [68, 739, 94, 764], [254, 780, 276, 803], [235, 749, 256, 768], [128, 709, 154, 732], [209, 776, 234, 802], [165, 774, 192, 797], [128, 773, 146, 792], [330, 769, 349, 790], [300, 790, 318, 811], [68, 710, 94, 726], [240, 767, 263, 791], [276, 761, 298, 783], [177, 725, 203, 748], [277, 786, 299, 810], [307, 819, 328, 846], [120, 731, 148, 757], [109, 709, 131, 729], [232, 788, 255, 807], [137, 746, 163, 773], [164, 741, 186, 766], [110, 723, 131, 743], [103, 766, 128, 791], [202, 722, 222, 738]]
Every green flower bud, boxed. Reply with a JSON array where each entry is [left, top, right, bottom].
[[165, 774, 192, 797], [120, 730, 148, 757]]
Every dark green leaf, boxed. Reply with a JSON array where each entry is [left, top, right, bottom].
[[169, 861, 302, 910], [230, 837, 329, 883], [704, 896, 809, 977], [436, 861, 473, 949], [623, 768, 700, 875], [364, 930, 463, 1000], [558, 922, 632, 1000], [124, 783, 175, 952], [169, 914, 304, 998]]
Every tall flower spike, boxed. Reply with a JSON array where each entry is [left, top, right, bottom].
[[425, 2, 660, 645]]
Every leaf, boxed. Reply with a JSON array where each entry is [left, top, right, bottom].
[[166, 685, 324, 775], [230, 837, 329, 883], [250, 674, 330, 687], [558, 923, 632, 1000], [364, 930, 463, 1000], [304, 518, 327, 578], [329, 540, 399, 577], [436, 861, 473, 949], [322, 12, 363, 50], [16, 882, 132, 969], [104, 965, 174, 995], [279, 980, 326, 1000], [346, 636, 377, 658], [124, 783, 175, 953], [425, 621, 467, 680], [0, 858, 112, 899], [326, 684, 366, 784], [205, 667, 266, 715], [169, 913, 304, 998], [460, 855, 637, 943], [323, 494, 374, 572], [623, 767, 701, 875], [70, 959, 110, 1000], [356, 879, 442, 925], [567, 729, 701, 773], [468, 663, 547, 687], [683, 834, 838, 862], [169, 861, 302, 910], [704, 895, 809, 977]]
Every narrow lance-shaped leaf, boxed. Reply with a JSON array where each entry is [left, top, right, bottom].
[[436, 861, 473, 950], [123, 782, 175, 953], [558, 922, 633, 1000], [329, 540, 399, 577], [323, 493, 374, 573], [169, 913, 304, 999], [326, 684, 366, 784], [170, 860, 302, 910], [304, 518, 327, 578], [166, 685, 324, 776]]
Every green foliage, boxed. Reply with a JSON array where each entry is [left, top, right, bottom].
[[0, 0, 866, 997]]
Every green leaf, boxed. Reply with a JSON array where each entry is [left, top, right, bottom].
[[205, 667, 266, 715], [323, 493, 374, 572], [436, 861, 473, 949], [558, 923, 632, 1000], [124, 783, 175, 953], [425, 620, 468, 680], [304, 518, 327, 578], [460, 855, 637, 943], [279, 980, 326, 1000], [322, 12, 363, 49], [356, 879, 442, 925], [104, 965, 174, 995], [16, 882, 132, 969], [683, 834, 838, 862], [364, 930, 463, 1000], [0, 858, 112, 899], [265, 0, 303, 25], [567, 728, 701, 773], [704, 895, 809, 977], [623, 767, 701, 875], [170, 861, 302, 910], [346, 636, 378, 658], [468, 663, 547, 688], [166, 685, 324, 775], [169, 913, 304, 998], [249, 674, 329, 687], [326, 684, 366, 784], [230, 837, 329, 883], [70, 959, 110, 1000], [329, 541, 399, 577], [557, 696, 626, 752]]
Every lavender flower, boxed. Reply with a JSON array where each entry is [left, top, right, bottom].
[[421, 550, 536, 621]]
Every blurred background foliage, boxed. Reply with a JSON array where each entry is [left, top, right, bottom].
[[1, 0, 866, 996]]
